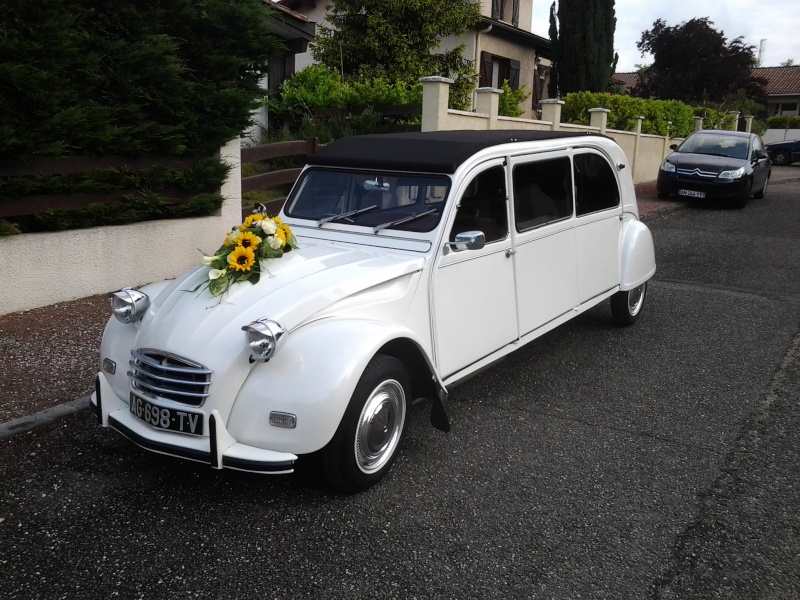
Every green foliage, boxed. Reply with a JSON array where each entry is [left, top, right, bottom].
[[267, 66, 422, 141], [30, 193, 224, 232], [267, 66, 422, 123], [633, 18, 766, 105], [561, 92, 696, 137], [498, 81, 531, 118], [311, 0, 480, 109], [767, 115, 800, 128], [0, 0, 281, 161], [0, 159, 230, 197], [549, 0, 617, 95], [0, 220, 21, 236]]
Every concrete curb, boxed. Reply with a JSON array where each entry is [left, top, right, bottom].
[[0, 396, 90, 441]]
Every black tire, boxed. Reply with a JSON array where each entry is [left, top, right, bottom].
[[731, 180, 752, 209], [771, 150, 791, 167], [610, 282, 647, 327], [754, 176, 769, 199], [657, 189, 669, 199], [322, 354, 410, 493]]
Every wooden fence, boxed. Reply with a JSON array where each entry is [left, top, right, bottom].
[[240, 138, 320, 218], [0, 155, 199, 223]]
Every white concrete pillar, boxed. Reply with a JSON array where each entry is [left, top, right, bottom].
[[475, 87, 502, 129], [694, 116, 704, 131], [588, 108, 610, 133], [540, 99, 565, 131], [420, 76, 453, 132]]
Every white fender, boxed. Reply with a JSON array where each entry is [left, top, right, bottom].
[[620, 219, 656, 290], [226, 319, 430, 455]]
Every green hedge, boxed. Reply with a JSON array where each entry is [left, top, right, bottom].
[[767, 115, 800, 129], [0, 0, 279, 235], [562, 92, 697, 137]]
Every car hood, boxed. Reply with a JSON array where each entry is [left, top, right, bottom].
[[667, 152, 747, 173], [134, 241, 425, 354]]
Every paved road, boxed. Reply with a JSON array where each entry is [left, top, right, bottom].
[[1, 176, 799, 599]]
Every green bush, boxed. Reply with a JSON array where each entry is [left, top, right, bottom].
[[767, 115, 800, 129], [562, 92, 696, 137], [267, 66, 423, 141], [0, 0, 279, 234], [498, 81, 531, 118]]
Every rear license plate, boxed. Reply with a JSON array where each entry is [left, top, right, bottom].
[[129, 393, 204, 435], [678, 189, 705, 198]]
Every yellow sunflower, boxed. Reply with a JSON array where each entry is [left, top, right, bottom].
[[237, 231, 261, 250], [275, 227, 286, 246], [228, 245, 256, 272], [239, 214, 265, 230]]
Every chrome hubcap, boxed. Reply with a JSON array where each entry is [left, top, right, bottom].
[[628, 284, 646, 316], [355, 380, 406, 474]]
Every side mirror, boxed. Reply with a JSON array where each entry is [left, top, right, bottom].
[[449, 230, 486, 252], [669, 144, 678, 150]]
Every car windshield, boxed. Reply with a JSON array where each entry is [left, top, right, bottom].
[[285, 169, 450, 233], [677, 134, 749, 160]]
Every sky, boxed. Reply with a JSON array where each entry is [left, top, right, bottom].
[[531, 0, 800, 72]]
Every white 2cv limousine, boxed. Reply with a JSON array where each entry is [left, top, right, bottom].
[[91, 130, 656, 492]]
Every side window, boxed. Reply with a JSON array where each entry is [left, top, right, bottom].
[[752, 137, 763, 160], [574, 153, 620, 216], [450, 165, 508, 244], [512, 157, 573, 231]]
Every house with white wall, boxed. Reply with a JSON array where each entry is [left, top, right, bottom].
[[276, 0, 551, 118]]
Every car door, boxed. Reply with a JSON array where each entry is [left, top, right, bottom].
[[432, 161, 517, 378], [572, 150, 623, 303], [510, 153, 579, 336], [750, 136, 770, 190]]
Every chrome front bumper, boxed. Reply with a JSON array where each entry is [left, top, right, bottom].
[[91, 372, 297, 474]]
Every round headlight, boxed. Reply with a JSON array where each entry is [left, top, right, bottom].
[[242, 319, 287, 362], [110, 289, 150, 324]]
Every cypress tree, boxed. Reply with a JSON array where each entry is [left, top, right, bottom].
[[548, 0, 618, 96]]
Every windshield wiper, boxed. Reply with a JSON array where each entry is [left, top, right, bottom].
[[372, 208, 438, 233], [317, 204, 378, 227]]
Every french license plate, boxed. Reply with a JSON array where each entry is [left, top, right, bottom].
[[129, 393, 204, 435], [678, 189, 706, 198]]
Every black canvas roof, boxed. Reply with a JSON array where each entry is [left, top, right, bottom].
[[306, 130, 603, 174]]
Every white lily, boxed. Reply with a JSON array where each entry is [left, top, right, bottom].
[[202, 255, 219, 266], [208, 268, 226, 280]]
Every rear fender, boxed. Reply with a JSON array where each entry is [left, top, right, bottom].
[[226, 319, 433, 455], [620, 219, 656, 290]]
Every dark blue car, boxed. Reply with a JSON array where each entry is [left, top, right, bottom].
[[765, 138, 800, 166]]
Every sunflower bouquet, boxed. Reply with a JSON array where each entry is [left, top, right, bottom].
[[199, 213, 298, 297]]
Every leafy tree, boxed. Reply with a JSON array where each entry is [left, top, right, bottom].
[[633, 18, 767, 105], [780, 59, 796, 67], [311, 0, 480, 109], [548, 0, 618, 96]]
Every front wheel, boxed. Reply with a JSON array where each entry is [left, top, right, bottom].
[[322, 354, 410, 493], [611, 282, 647, 327], [754, 176, 769, 199], [771, 150, 791, 166]]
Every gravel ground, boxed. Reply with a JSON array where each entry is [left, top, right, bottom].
[[0, 293, 109, 422], [0, 182, 679, 425]]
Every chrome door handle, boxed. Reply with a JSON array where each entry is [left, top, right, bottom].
[[505, 248, 516, 258]]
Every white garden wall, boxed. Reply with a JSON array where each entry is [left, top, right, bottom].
[[0, 139, 242, 315]]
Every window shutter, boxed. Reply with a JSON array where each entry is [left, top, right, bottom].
[[480, 52, 493, 88], [511, 0, 520, 27], [492, 0, 504, 20], [509, 60, 521, 90]]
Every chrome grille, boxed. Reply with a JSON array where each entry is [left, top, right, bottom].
[[128, 348, 212, 406], [676, 167, 717, 178]]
